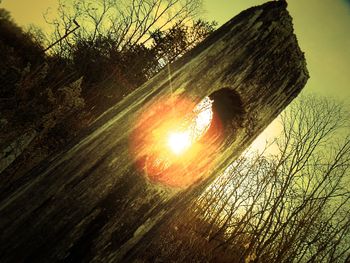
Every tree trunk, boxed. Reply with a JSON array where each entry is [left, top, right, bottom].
[[0, 1, 308, 262]]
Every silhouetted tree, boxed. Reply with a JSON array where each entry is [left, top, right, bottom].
[[45, 0, 203, 58], [142, 95, 350, 263], [43, 0, 212, 95], [151, 19, 216, 64], [203, 95, 350, 263], [0, 9, 44, 98]]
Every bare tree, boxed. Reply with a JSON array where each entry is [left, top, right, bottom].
[[24, 24, 52, 51], [146, 95, 350, 263], [44, 0, 203, 57], [151, 19, 217, 64]]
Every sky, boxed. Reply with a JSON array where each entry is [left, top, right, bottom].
[[1, 0, 350, 150], [202, 0, 350, 150], [203, 0, 350, 100]]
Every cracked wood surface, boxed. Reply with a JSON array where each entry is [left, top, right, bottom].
[[0, 1, 308, 262]]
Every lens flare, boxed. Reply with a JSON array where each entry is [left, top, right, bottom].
[[166, 97, 213, 155], [130, 95, 222, 188], [168, 131, 191, 155]]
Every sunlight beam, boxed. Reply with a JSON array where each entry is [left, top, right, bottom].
[[167, 131, 191, 155]]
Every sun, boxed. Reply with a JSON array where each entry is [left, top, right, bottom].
[[166, 96, 214, 156], [130, 95, 219, 187], [167, 131, 191, 155]]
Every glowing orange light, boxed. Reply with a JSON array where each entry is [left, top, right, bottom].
[[167, 131, 191, 155], [166, 96, 213, 156], [130, 95, 222, 188]]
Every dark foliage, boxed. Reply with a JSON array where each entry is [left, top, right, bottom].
[[0, 4, 216, 193], [152, 20, 217, 64], [0, 8, 44, 98]]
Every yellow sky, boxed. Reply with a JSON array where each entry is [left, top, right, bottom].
[[203, 0, 350, 99], [1, 0, 58, 28], [1, 0, 350, 151], [202, 0, 350, 150], [2, 0, 349, 99]]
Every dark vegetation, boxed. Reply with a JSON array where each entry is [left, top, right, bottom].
[[0, 0, 216, 183], [139, 96, 350, 263], [1, 1, 349, 262]]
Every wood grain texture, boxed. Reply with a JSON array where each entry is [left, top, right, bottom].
[[0, 1, 308, 262]]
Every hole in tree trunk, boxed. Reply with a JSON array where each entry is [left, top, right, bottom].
[[208, 87, 245, 133], [130, 88, 244, 188]]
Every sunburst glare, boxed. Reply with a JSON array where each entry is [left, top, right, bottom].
[[167, 96, 213, 155], [131, 95, 219, 187], [167, 131, 191, 155]]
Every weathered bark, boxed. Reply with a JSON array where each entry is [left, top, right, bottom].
[[0, 1, 308, 262], [0, 130, 37, 174]]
